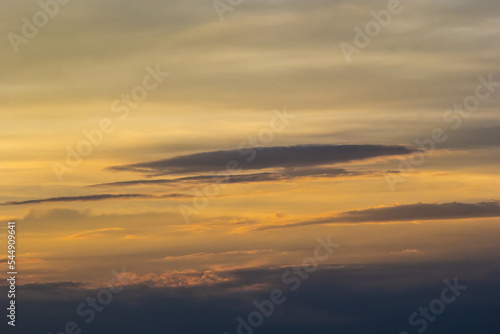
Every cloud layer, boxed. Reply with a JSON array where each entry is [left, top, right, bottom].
[[108, 144, 413, 175], [250, 201, 500, 231], [93, 168, 364, 187], [0, 193, 189, 206], [13, 262, 500, 334]]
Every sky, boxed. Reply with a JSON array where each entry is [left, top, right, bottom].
[[1, 0, 500, 333]]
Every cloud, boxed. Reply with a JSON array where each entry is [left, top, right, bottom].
[[0, 194, 151, 206], [3, 0, 500, 113], [122, 269, 233, 288], [61, 227, 125, 240], [107, 145, 413, 175], [1, 193, 190, 206], [161, 249, 273, 261], [124, 235, 150, 240], [441, 123, 500, 149], [92, 168, 365, 187], [249, 201, 500, 231], [11, 207, 188, 233], [21, 281, 84, 291], [12, 262, 500, 334], [21, 208, 92, 223], [389, 249, 420, 255]]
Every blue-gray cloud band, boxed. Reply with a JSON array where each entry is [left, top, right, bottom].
[[107, 144, 413, 175]]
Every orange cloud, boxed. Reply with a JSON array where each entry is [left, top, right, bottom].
[[61, 227, 124, 240], [121, 269, 232, 288]]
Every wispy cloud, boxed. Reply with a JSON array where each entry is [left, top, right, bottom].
[[107, 145, 413, 175], [246, 201, 500, 231], [122, 269, 233, 288], [161, 249, 273, 261], [92, 168, 367, 187], [0, 193, 190, 206], [0, 194, 151, 206], [61, 227, 125, 240]]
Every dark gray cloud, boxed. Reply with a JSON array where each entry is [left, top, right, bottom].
[[0, 193, 188, 206], [253, 201, 500, 231], [107, 145, 413, 175], [93, 168, 366, 187], [2, 0, 500, 113], [339, 201, 500, 222], [11, 261, 500, 334], [442, 124, 500, 149], [0, 194, 150, 206]]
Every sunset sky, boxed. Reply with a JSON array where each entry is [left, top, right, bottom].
[[1, 0, 500, 333]]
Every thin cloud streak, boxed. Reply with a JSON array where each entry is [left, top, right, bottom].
[[107, 145, 414, 175], [0, 193, 190, 206], [161, 249, 274, 261], [92, 168, 368, 188], [248, 201, 500, 231], [61, 227, 125, 240]]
